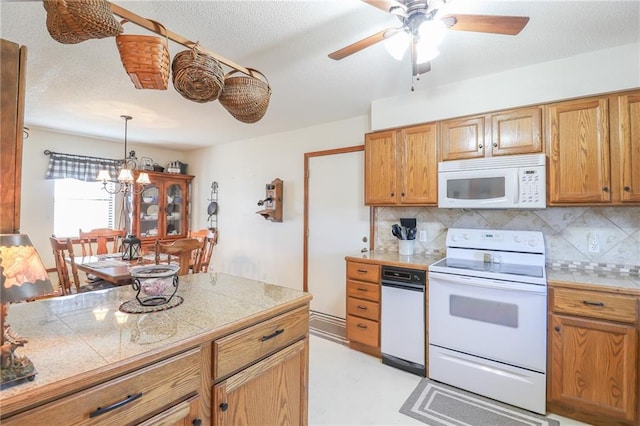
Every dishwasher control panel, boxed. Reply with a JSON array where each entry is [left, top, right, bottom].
[[381, 266, 426, 286]]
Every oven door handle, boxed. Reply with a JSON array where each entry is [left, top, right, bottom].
[[429, 271, 546, 294]]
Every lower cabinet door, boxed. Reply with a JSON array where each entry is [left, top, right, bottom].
[[548, 314, 638, 425], [213, 339, 308, 426]]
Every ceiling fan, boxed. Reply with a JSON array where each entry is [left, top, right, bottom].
[[329, 0, 529, 85]]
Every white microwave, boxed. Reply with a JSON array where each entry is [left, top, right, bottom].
[[438, 153, 546, 209]]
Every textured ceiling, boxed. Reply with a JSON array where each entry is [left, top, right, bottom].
[[1, 0, 639, 150]]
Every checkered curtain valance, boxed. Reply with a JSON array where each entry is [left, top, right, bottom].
[[45, 151, 122, 182]]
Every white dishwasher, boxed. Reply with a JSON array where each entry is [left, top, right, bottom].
[[380, 265, 426, 376]]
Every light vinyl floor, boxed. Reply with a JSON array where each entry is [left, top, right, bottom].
[[308, 335, 591, 426]]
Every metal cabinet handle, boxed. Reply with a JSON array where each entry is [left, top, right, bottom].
[[357, 269, 368, 274], [602, 187, 609, 192], [624, 186, 631, 192], [493, 143, 498, 147], [357, 323, 368, 329], [401, 192, 405, 196], [390, 192, 395, 197], [554, 326, 560, 332], [583, 300, 605, 307], [261, 328, 285, 341], [220, 402, 229, 412], [357, 305, 368, 310], [193, 419, 202, 426], [357, 287, 368, 292], [89, 393, 143, 418], [478, 144, 483, 149]]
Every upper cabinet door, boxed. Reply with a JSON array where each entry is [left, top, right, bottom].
[[490, 107, 542, 156], [618, 91, 640, 202], [547, 97, 611, 204], [399, 124, 438, 205], [440, 116, 485, 161], [365, 130, 397, 204]]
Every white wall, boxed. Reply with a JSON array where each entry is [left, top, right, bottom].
[[185, 115, 370, 291], [20, 127, 186, 267], [372, 43, 640, 130]]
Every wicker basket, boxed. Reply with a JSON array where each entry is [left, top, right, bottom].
[[218, 68, 271, 123], [171, 47, 224, 103], [116, 21, 170, 90], [43, 0, 123, 44]]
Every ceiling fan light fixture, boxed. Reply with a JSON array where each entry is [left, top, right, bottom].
[[416, 42, 440, 64], [385, 30, 411, 60], [418, 19, 447, 47]]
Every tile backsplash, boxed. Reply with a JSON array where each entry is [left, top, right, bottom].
[[375, 206, 640, 269]]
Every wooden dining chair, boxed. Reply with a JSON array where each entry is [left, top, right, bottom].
[[187, 228, 218, 273], [78, 228, 125, 256], [155, 238, 205, 276], [49, 236, 81, 295]]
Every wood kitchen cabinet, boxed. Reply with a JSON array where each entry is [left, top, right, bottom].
[[440, 106, 542, 161], [547, 284, 639, 425], [345, 260, 381, 357], [212, 306, 309, 425], [616, 90, 640, 203], [547, 96, 611, 204], [364, 123, 438, 206], [2, 348, 204, 425], [547, 89, 640, 205], [131, 171, 193, 247], [0, 39, 26, 234]]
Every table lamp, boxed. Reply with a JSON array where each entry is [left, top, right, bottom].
[[0, 234, 54, 385]]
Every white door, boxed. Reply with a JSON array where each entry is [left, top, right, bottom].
[[308, 151, 369, 319]]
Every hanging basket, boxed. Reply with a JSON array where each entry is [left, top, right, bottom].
[[115, 20, 170, 90], [218, 68, 271, 124], [171, 46, 225, 103], [43, 0, 123, 44]]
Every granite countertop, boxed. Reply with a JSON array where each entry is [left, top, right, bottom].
[[1, 272, 311, 399], [346, 250, 443, 270], [547, 268, 640, 295], [347, 250, 640, 295]]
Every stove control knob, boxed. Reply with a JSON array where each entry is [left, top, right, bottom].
[[513, 235, 522, 243], [450, 234, 459, 242], [463, 233, 470, 240], [528, 239, 537, 247]]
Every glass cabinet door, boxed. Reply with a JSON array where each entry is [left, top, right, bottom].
[[166, 183, 184, 237], [140, 185, 160, 238]]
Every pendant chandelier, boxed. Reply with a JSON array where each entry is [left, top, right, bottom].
[[97, 115, 150, 194]]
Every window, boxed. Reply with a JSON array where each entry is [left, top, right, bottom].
[[54, 179, 116, 237]]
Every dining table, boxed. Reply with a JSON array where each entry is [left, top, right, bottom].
[[69, 253, 158, 286]]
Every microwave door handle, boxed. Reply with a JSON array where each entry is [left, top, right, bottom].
[[513, 172, 520, 204]]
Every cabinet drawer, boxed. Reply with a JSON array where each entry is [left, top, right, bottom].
[[552, 287, 638, 323], [5, 349, 201, 425], [347, 280, 380, 302], [347, 315, 379, 348], [347, 261, 380, 283], [347, 297, 379, 321], [213, 306, 308, 381]]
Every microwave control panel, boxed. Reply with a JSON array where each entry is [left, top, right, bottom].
[[518, 167, 545, 206]]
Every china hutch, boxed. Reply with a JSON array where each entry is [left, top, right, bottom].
[[131, 171, 193, 249]]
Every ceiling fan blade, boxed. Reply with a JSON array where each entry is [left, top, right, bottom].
[[443, 14, 530, 35], [362, 0, 407, 17], [328, 28, 400, 60]]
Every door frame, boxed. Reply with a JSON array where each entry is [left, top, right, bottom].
[[303, 145, 374, 292]]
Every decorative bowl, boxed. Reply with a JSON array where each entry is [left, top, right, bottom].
[[130, 265, 179, 306]]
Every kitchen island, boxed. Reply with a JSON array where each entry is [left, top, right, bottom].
[[0, 272, 312, 425]]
